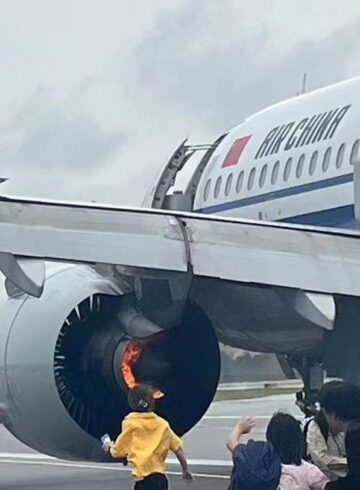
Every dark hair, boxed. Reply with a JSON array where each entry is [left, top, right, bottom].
[[266, 412, 304, 465], [320, 383, 360, 422], [319, 380, 345, 405], [314, 381, 345, 437], [127, 385, 155, 413], [313, 411, 329, 441]]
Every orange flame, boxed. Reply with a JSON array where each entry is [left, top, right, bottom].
[[121, 342, 164, 399]]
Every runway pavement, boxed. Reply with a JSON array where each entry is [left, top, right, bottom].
[[0, 393, 301, 489]]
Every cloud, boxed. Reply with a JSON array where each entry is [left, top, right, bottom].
[[0, 87, 125, 174], [1, 1, 360, 204], [135, 1, 360, 132]]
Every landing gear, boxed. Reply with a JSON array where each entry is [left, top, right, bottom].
[[289, 296, 360, 416], [288, 356, 324, 417]]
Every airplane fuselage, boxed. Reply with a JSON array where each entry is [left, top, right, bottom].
[[193, 77, 360, 229]]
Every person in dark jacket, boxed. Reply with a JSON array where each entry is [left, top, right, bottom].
[[227, 417, 282, 490], [321, 383, 360, 490]]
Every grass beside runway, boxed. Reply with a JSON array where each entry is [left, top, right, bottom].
[[214, 386, 297, 402]]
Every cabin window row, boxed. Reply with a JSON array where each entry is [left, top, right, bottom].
[[203, 139, 360, 202]]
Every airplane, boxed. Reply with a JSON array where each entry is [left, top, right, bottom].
[[0, 76, 360, 462]]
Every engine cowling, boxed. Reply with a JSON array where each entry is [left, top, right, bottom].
[[0, 264, 220, 461]]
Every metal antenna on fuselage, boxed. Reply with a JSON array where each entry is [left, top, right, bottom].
[[297, 73, 307, 96]]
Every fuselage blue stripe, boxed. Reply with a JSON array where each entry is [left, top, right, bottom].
[[195, 172, 353, 214], [280, 204, 356, 227]]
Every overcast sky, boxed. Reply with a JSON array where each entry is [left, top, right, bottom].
[[1, 0, 360, 205]]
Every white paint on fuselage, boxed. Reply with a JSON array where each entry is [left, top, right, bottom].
[[193, 77, 360, 226]]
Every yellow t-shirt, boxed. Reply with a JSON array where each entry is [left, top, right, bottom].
[[110, 412, 183, 481]]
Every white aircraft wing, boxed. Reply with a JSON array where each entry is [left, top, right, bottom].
[[1, 195, 360, 297]]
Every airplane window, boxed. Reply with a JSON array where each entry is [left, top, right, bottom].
[[322, 147, 331, 172], [350, 140, 360, 166], [259, 164, 268, 188], [225, 173, 233, 196], [271, 161, 280, 185], [214, 176, 222, 198], [336, 143, 345, 169], [284, 157, 292, 182], [309, 151, 318, 175], [247, 167, 256, 190], [296, 154, 305, 178], [203, 179, 211, 201], [236, 171, 244, 193]]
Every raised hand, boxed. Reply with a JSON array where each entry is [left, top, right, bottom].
[[237, 417, 256, 434]]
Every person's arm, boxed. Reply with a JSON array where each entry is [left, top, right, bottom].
[[174, 447, 193, 481], [307, 422, 347, 478], [306, 462, 329, 490], [104, 419, 132, 460], [169, 429, 193, 481], [227, 418, 256, 452]]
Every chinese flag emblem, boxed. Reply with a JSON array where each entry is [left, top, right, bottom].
[[222, 136, 252, 167]]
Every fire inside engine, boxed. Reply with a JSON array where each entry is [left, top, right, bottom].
[[121, 340, 164, 399]]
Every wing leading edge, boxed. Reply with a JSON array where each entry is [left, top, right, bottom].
[[0, 196, 360, 297]]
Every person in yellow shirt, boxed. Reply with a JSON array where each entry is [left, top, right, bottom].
[[103, 385, 193, 489]]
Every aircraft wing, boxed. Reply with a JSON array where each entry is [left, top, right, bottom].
[[1, 195, 360, 297]]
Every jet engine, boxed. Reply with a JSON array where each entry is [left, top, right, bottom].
[[0, 264, 220, 461]]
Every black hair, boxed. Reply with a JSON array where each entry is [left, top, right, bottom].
[[266, 412, 304, 465], [319, 380, 346, 405], [313, 411, 329, 441], [127, 385, 155, 413], [312, 381, 344, 438], [320, 383, 360, 422]]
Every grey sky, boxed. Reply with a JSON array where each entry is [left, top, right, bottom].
[[1, 0, 360, 204]]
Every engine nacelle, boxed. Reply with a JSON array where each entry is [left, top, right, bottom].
[[0, 264, 220, 461]]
